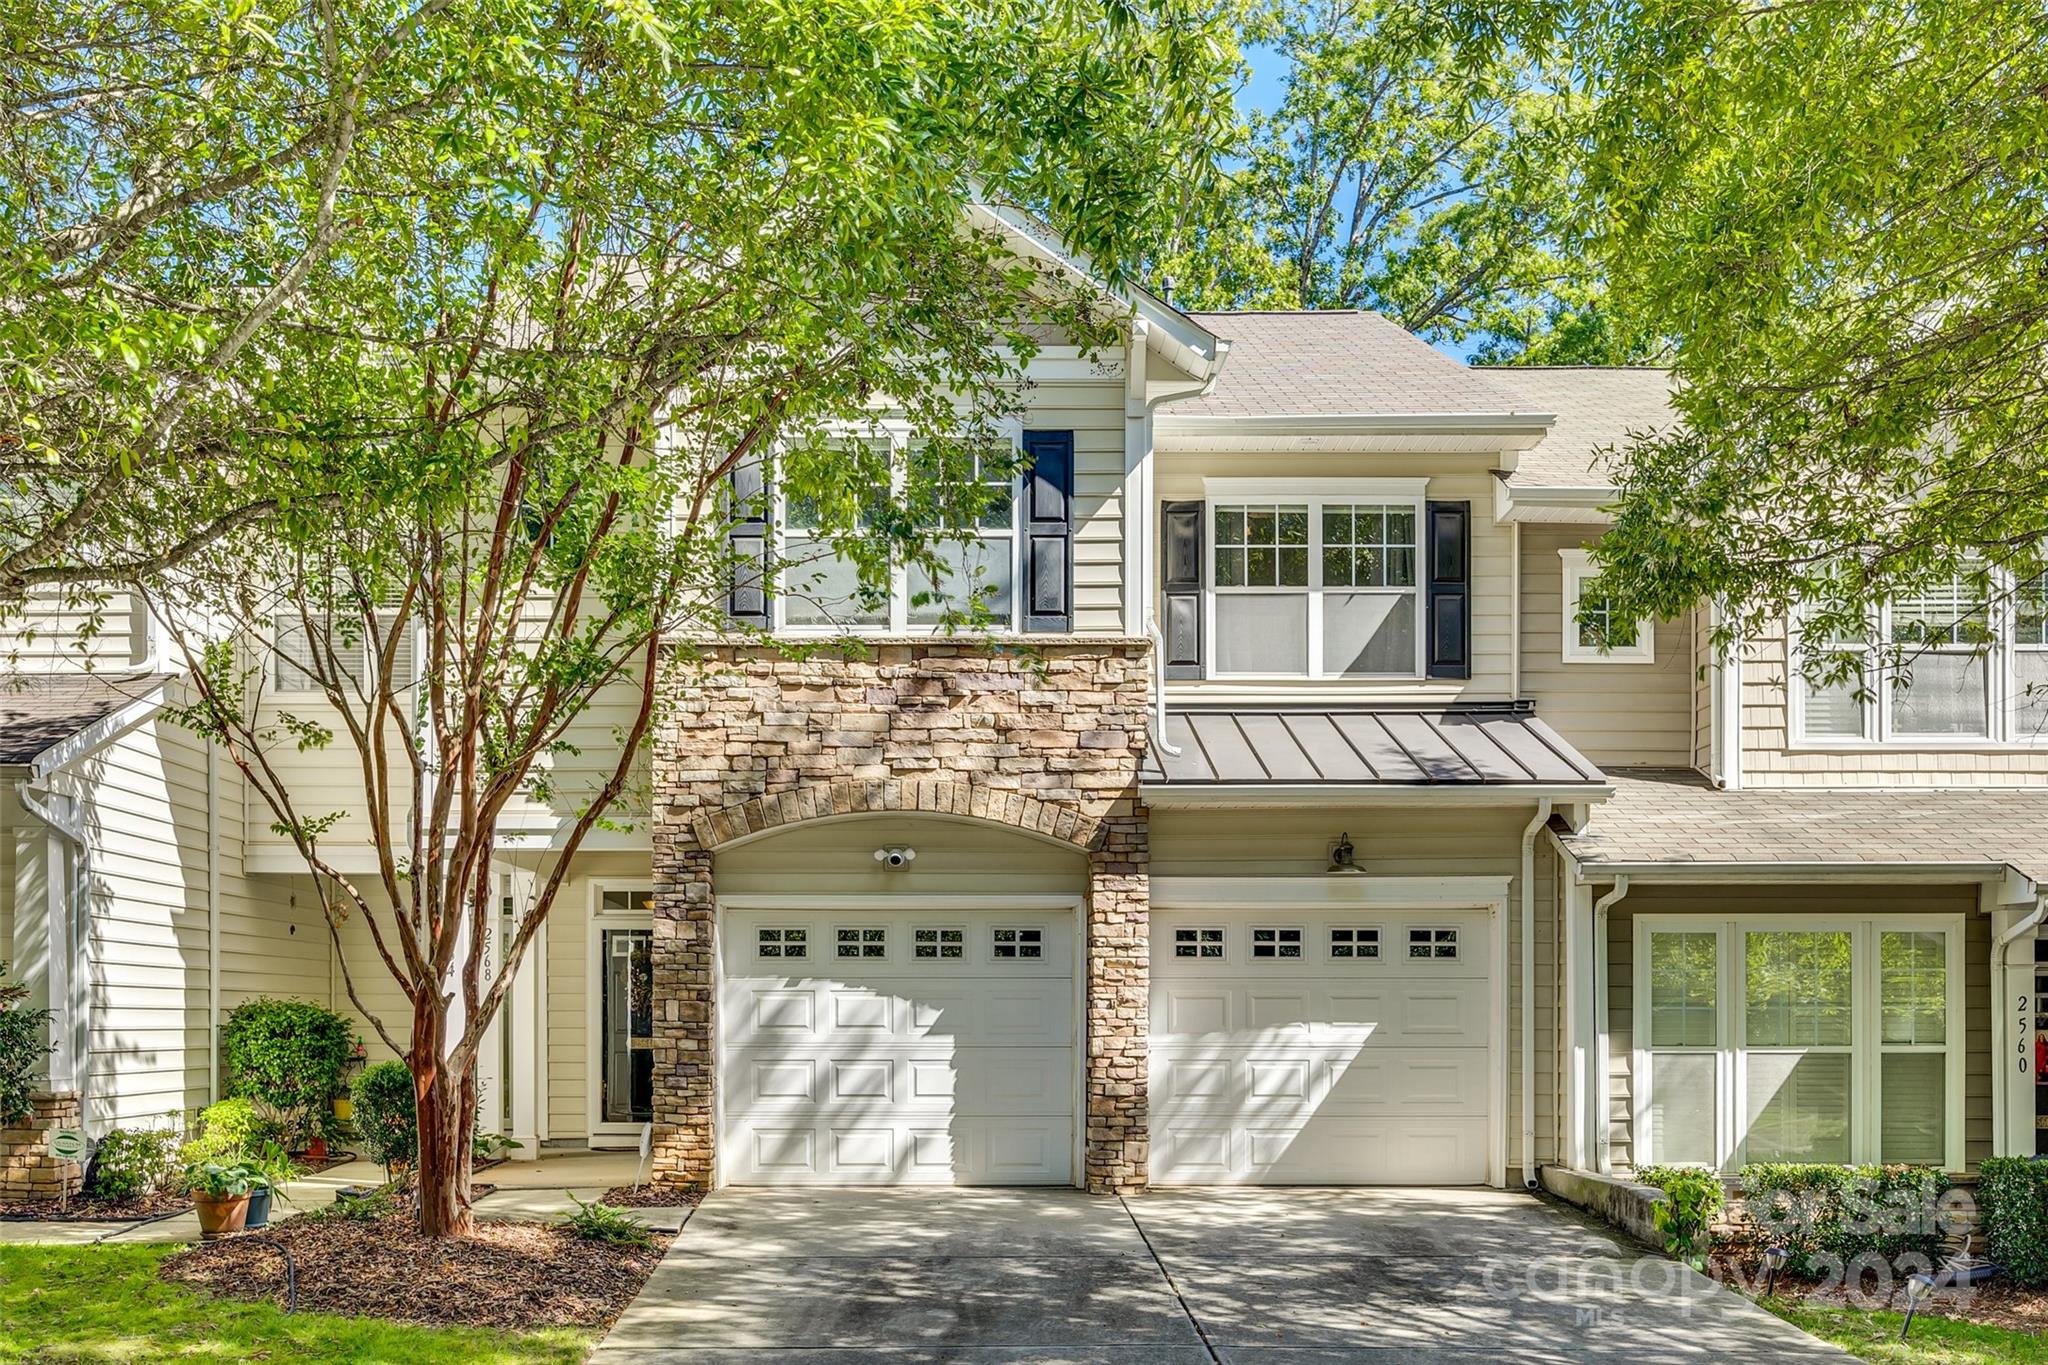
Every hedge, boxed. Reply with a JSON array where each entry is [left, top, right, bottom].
[[1979, 1157, 2048, 1286], [220, 998, 356, 1143], [1738, 1163, 1950, 1274]]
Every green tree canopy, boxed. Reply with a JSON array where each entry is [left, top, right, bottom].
[[1147, 0, 1645, 362], [1568, 0, 2048, 655]]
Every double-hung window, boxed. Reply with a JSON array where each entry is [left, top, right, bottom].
[[1205, 479, 1425, 679], [271, 600, 415, 697], [1633, 916, 1961, 1171], [1790, 567, 2036, 743], [777, 429, 1021, 633]]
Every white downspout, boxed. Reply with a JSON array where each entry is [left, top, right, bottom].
[[206, 744, 222, 1103], [1993, 894, 2046, 1156], [1509, 521, 1523, 700], [1520, 797, 1553, 1188], [1592, 875, 1631, 1174]]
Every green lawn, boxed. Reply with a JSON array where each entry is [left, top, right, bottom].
[[1766, 1300, 2048, 1365], [0, 1244, 594, 1364]]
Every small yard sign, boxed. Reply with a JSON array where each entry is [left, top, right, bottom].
[[48, 1129, 85, 1162]]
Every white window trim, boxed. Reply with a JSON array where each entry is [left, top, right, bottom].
[[585, 881, 656, 1140], [772, 419, 1024, 637], [269, 606, 421, 699], [1786, 590, 2026, 747], [1631, 913, 1965, 1173], [1201, 478, 1429, 682], [1559, 549, 1654, 665]]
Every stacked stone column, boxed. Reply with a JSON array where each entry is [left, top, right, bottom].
[[648, 844, 715, 1186], [1085, 807, 1149, 1192], [0, 1092, 84, 1202]]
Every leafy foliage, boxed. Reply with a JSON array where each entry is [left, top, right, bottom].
[[558, 1196, 653, 1248], [1737, 1164, 1951, 1276], [1149, 0, 1645, 361], [1560, 0, 2048, 650], [180, 1098, 281, 1167], [220, 999, 356, 1146], [350, 1061, 417, 1172], [183, 1159, 261, 1199], [1636, 1165, 1724, 1270], [0, 961, 51, 1126], [1978, 1157, 2048, 1287], [88, 1125, 184, 1201]]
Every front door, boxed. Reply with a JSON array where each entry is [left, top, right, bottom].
[[601, 926, 654, 1125]]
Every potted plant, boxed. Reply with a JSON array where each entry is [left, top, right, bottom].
[[243, 1143, 302, 1230], [186, 1159, 260, 1239]]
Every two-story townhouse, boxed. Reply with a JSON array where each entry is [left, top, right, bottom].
[[7, 212, 2048, 1205]]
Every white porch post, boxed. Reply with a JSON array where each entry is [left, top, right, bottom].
[[502, 866, 544, 1159], [1991, 894, 2045, 1158]]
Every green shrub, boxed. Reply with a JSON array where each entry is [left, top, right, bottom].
[[183, 1158, 259, 1198], [178, 1097, 280, 1166], [220, 998, 356, 1145], [1979, 1156, 2048, 1286], [1637, 1166, 1725, 1269], [350, 1060, 416, 1170], [1738, 1163, 1950, 1274], [0, 962, 52, 1127], [559, 1195, 652, 1247], [88, 1125, 183, 1201]]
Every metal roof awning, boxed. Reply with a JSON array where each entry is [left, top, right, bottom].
[[1141, 703, 1608, 804]]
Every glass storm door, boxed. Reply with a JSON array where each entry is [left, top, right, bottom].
[[602, 928, 654, 1124]]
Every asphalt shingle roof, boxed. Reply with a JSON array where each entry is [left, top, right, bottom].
[[1142, 705, 1607, 787], [0, 673, 173, 765], [1178, 311, 1539, 419], [1488, 366, 1678, 490], [1560, 768, 2048, 883]]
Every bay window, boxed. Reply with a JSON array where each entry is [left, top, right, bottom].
[[1633, 916, 1962, 1171], [1205, 479, 1425, 679]]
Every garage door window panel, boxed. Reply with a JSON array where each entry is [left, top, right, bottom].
[[992, 927, 1043, 960], [1251, 927, 1304, 960], [913, 927, 965, 960], [1174, 927, 1226, 960], [759, 927, 809, 960], [1329, 927, 1380, 961], [1409, 927, 1459, 960], [836, 927, 888, 960]]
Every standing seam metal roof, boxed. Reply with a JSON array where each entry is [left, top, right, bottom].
[[1141, 705, 1607, 786]]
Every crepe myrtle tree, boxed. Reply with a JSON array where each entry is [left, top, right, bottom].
[[1557, 0, 2048, 679], [0, 0, 1237, 604], [68, 0, 1235, 1239]]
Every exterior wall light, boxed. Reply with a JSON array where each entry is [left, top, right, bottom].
[[1326, 834, 1364, 876], [873, 847, 916, 869]]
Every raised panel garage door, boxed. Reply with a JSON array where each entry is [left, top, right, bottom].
[[720, 908, 1075, 1185], [1150, 909, 1494, 1185]]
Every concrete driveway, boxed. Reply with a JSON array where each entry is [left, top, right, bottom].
[[594, 1186, 1847, 1363]]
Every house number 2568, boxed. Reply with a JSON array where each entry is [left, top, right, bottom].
[[2020, 993, 2034, 1074]]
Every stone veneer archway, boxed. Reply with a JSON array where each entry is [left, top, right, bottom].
[[647, 640, 1152, 1193]]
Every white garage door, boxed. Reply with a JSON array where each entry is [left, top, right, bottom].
[[1150, 908, 1494, 1185], [720, 908, 1076, 1185]]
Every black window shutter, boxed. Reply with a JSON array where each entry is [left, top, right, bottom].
[[1021, 430, 1074, 632], [726, 455, 772, 627], [1161, 500, 1204, 678], [1426, 499, 1471, 679]]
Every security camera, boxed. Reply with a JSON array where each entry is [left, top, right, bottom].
[[873, 847, 916, 868]]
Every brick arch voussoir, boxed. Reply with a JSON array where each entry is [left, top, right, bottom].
[[688, 777, 1103, 853]]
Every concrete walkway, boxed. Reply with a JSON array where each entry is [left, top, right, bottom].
[[593, 1186, 1850, 1363], [0, 1147, 686, 1245]]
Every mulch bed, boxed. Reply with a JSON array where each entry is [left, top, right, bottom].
[[600, 1184, 703, 1209], [1707, 1254, 2048, 1333], [0, 1150, 360, 1223], [160, 1212, 670, 1331]]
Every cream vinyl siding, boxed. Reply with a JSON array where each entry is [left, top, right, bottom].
[[1152, 805, 1558, 1180], [1742, 618, 2048, 785], [535, 852, 656, 1139], [1518, 526, 1695, 767], [1602, 883, 1991, 1173], [0, 588, 148, 672], [715, 815, 1087, 898], [53, 701, 327, 1130], [1156, 454, 1512, 704], [493, 674, 652, 838]]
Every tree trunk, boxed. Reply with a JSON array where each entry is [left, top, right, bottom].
[[410, 1010, 476, 1238]]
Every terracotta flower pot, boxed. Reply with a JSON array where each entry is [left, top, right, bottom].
[[194, 1191, 251, 1240]]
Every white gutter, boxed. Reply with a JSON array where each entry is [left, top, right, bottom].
[[1156, 412, 1555, 438], [15, 781, 85, 1098], [1569, 859, 2016, 884], [1591, 875, 1631, 1175], [206, 744, 222, 1103], [1520, 797, 1553, 1189], [1143, 782, 1610, 809]]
